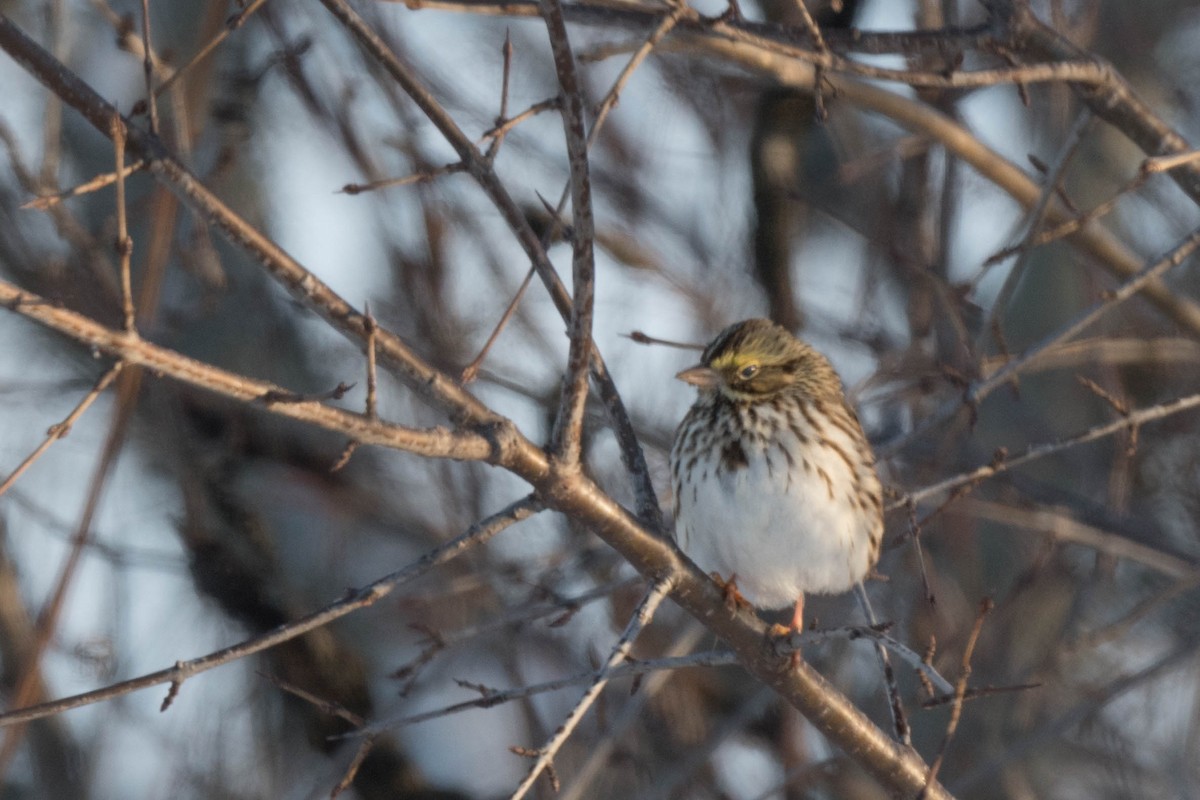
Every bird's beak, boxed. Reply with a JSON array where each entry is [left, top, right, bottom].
[[675, 365, 721, 389]]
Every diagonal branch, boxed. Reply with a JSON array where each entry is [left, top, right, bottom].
[[0, 495, 543, 728], [509, 579, 671, 798], [0, 363, 123, 498], [902, 390, 1200, 509], [313, 0, 661, 525], [0, 13, 495, 429], [0, 280, 497, 462], [1001, 1, 1200, 206]]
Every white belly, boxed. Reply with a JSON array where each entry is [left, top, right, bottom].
[[672, 401, 878, 610]]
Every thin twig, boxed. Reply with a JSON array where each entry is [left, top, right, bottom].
[[790, 0, 829, 119], [331, 304, 379, 470], [0, 15, 501, 427], [921, 598, 993, 797], [314, 0, 663, 524], [558, 621, 709, 800], [461, 266, 537, 384], [153, 0, 269, 98], [482, 97, 560, 141], [0, 280, 499, 461], [391, 578, 640, 698], [781, 620, 955, 695], [855, 585, 910, 744], [339, 162, 466, 195], [0, 495, 543, 729], [972, 225, 1200, 406], [622, 330, 703, 350], [588, 6, 684, 136], [886, 224, 1200, 460], [364, 623, 957, 736], [0, 366, 140, 777], [920, 682, 1040, 709], [981, 168, 1148, 267], [900, 389, 1200, 509], [0, 363, 124, 499], [508, 579, 672, 798], [259, 672, 379, 797], [978, 110, 1093, 354], [21, 160, 147, 210], [485, 30, 515, 159], [364, 304, 378, 419], [112, 112, 136, 333]]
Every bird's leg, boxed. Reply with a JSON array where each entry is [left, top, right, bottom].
[[769, 594, 806, 666], [711, 572, 752, 612]]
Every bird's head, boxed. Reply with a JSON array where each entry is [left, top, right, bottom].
[[675, 318, 841, 403]]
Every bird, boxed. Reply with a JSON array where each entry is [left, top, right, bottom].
[[669, 318, 883, 639]]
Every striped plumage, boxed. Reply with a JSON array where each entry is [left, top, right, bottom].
[[669, 318, 882, 630]]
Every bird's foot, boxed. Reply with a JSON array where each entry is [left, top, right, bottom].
[[767, 597, 806, 667], [768, 622, 804, 667], [711, 572, 752, 613]]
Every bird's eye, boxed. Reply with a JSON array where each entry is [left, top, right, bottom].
[[738, 363, 759, 380]]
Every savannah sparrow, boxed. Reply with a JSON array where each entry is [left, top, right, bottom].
[[669, 318, 883, 633]]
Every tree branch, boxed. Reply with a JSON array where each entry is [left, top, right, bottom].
[[0, 280, 497, 462], [540, 0, 597, 466]]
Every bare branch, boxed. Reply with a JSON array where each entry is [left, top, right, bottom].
[[391, 0, 1200, 335], [902, 390, 1200, 509], [312, 0, 662, 524], [137, 0, 158, 132], [111, 112, 136, 333], [0, 495, 543, 729], [0, 281, 498, 462], [0, 363, 123, 499], [0, 13, 498, 426], [540, 0, 597, 465], [152, 0, 269, 98], [365, 622, 958, 734], [509, 579, 671, 798], [921, 598, 993, 796], [972, 226, 1200, 405], [20, 159, 147, 210], [979, 110, 1094, 353]]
